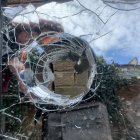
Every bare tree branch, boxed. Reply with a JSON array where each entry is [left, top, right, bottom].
[[37, 9, 87, 19], [102, 0, 140, 11], [76, 0, 105, 24], [90, 30, 113, 42]]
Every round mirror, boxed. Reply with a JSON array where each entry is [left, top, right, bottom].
[[24, 32, 97, 108]]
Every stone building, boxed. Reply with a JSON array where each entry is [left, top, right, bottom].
[[117, 57, 140, 79]]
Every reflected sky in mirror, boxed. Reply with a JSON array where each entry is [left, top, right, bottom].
[[3, 0, 140, 65]]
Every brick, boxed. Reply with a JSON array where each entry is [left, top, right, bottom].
[[74, 71, 89, 86], [53, 60, 75, 71], [55, 86, 85, 97], [54, 72, 74, 86]]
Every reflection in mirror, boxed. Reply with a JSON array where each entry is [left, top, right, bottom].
[[1, 0, 140, 140], [27, 32, 96, 107]]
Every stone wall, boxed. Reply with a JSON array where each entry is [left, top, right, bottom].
[[53, 60, 89, 97]]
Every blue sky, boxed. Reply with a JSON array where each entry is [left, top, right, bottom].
[[94, 22, 140, 64], [4, 0, 140, 64], [104, 48, 132, 64], [38, 1, 140, 64]]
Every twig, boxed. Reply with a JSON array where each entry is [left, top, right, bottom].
[[76, 0, 105, 24], [90, 30, 113, 42], [103, 0, 140, 11]]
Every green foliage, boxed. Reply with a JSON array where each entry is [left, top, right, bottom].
[[96, 56, 107, 65], [2, 70, 26, 132], [28, 48, 40, 72], [8, 75, 19, 95], [88, 56, 128, 123]]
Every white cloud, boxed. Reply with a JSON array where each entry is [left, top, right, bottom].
[[5, 0, 140, 62], [94, 10, 140, 58]]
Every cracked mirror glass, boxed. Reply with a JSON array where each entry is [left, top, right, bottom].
[[0, 0, 140, 140]]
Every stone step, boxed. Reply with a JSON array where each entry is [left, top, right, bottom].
[[43, 102, 112, 140]]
